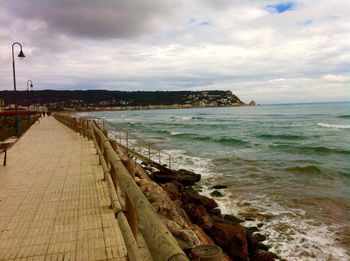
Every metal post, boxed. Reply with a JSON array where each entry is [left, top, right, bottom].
[[12, 42, 25, 134], [26, 80, 33, 123], [148, 144, 151, 160], [169, 155, 171, 169], [158, 150, 161, 164], [126, 133, 129, 150]]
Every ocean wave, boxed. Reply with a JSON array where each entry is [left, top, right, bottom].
[[270, 144, 350, 155], [285, 165, 347, 179], [170, 133, 249, 145], [170, 116, 205, 120], [337, 115, 350, 119], [317, 123, 350, 129], [171, 116, 192, 120], [258, 133, 307, 140]]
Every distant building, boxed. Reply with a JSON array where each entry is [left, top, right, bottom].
[[0, 98, 3, 111]]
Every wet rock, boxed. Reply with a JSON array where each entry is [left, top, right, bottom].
[[250, 252, 275, 261], [208, 222, 249, 261], [256, 242, 270, 251], [224, 214, 244, 224], [245, 217, 255, 221], [257, 223, 264, 228], [211, 184, 227, 189], [161, 181, 183, 201], [247, 226, 259, 233], [183, 203, 213, 230], [151, 169, 201, 186], [254, 233, 267, 242], [208, 208, 221, 216], [210, 190, 224, 197], [182, 187, 218, 210], [246, 232, 258, 254]]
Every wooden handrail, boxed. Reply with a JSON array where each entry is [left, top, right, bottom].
[[91, 121, 188, 261], [90, 126, 143, 261], [54, 114, 189, 261]]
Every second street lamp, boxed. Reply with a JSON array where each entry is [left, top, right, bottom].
[[12, 42, 26, 134], [27, 80, 33, 122]]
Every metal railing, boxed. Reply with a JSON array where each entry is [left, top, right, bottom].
[[82, 116, 172, 169]]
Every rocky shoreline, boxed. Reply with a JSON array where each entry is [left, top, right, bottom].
[[132, 159, 282, 261]]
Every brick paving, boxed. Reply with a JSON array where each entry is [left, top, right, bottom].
[[0, 117, 127, 260]]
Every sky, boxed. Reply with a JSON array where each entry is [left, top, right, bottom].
[[0, 0, 349, 104]]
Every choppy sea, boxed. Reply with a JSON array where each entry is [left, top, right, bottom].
[[84, 102, 350, 260]]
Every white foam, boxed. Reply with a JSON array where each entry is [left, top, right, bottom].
[[170, 131, 181, 136], [164, 149, 213, 178], [165, 150, 350, 260], [172, 116, 192, 120], [317, 123, 350, 129], [222, 195, 349, 261]]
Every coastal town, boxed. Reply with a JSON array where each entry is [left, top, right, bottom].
[[0, 90, 255, 112]]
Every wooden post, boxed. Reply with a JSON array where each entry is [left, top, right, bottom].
[[110, 140, 119, 155], [126, 159, 138, 242], [3, 148, 7, 166], [103, 129, 108, 138], [191, 245, 222, 261], [82, 120, 86, 138]]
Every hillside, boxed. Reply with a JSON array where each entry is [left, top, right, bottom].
[[0, 90, 250, 110]]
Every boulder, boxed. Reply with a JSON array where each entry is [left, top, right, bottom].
[[254, 233, 267, 242], [211, 184, 228, 189], [182, 187, 218, 210], [249, 100, 256, 106], [210, 190, 224, 197], [208, 208, 221, 216], [250, 252, 275, 261], [224, 214, 244, 224], [183, 203, 213, 230], [161, 181, 183, 201], [256, 242, 270, 251], [151, 169, 201, 186], [208, 222, 249, 261]]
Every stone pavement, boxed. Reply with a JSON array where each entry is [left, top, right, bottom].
[[0, 117, 127, 260]]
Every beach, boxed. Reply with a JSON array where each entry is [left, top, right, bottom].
[[83, 102, 350, 261]]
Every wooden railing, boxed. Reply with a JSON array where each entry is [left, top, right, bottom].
[[54, 113, 189, 261]]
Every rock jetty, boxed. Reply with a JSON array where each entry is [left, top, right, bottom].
[[134, 162, 277, 261]]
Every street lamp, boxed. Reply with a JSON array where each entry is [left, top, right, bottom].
[[27, 80, 33, 122], [12, 42, 25, 134]]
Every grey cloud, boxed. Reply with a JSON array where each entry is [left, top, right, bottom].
[[5, 0, 181, 39]]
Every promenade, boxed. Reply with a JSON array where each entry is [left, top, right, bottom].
[[0, 117, 127, 260]]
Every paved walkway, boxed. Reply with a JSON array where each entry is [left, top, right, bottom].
[[0, 117, 127, 260]]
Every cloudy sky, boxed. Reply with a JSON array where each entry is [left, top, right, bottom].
[[0, 0, 349, 104]]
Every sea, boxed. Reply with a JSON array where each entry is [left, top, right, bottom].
[[83, 102, 350, 261]]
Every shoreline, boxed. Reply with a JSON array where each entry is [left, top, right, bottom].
[[83, 104, 350, 261], [70, 103, 256, 114]]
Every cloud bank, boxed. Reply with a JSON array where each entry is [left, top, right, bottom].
[[0, 0, 349, 103]]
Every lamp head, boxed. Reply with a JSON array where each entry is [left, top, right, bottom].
[[18, 50, 25, 59], [30, 83, 33, 88]]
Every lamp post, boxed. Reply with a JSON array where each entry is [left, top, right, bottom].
[[12, 42, 25, 134], [27, 80, 33, 122]]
